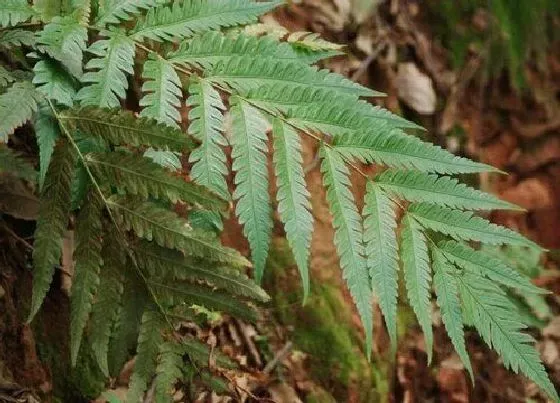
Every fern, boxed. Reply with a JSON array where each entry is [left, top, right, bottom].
[[95, 0, 157, 27], [70, 191, 103, 366], [401, 214, 433, 362], [29, 140, 75, 321], [130, 0, 282, 42], [77, 30, 135, 108], [230, 98, 272, 282], [320, 146, 373, 355], [4, 1, 555, 399], [139, 56, 182, 127], [272, 118, 313, 299], [374, 170, 520, 211], [408, 203, 541, 249], [458, 270, 559, 400], [86, 151, 225, 210], [0, 81, 42, 143], [187, 78, 229, 200], [363, 182, 399, 353], [0, 0, 35, 27], [432, 246, 474, 380]]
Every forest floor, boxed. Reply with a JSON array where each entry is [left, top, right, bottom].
[[1, 0, 560, 402]]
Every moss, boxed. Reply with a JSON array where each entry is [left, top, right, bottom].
[[264, 239, 377, 402]]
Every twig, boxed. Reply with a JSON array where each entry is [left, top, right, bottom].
[[0, 222, 33, 250], [263, 341, 292, 375]]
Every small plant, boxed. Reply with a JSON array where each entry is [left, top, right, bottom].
[[0, 0, 557, 401]]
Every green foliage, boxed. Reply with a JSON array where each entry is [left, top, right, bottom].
[[272, 118, 313, 299], [1, 0, 556, 400], [230, 98, 272, 282], [0, 81, 42, 143], [321, 146, 373, 356]]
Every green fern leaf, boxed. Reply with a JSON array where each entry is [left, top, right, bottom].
[[458, 271, 559, 401], [168, 31, 301, 70], [96, 0, 157, 27], [272, 118, 313, 299], [0, 29, 35, 49], [333, 130, 497, 174], [208, 56, 376, 98], [245, 84, 340, 114], [127, 306, 165, 403], [139, 56, 182, 127], [438, 240, 545, 295], [107, 273, 147, 377], [320, 146, 373, 355], [29, 140, 75, 321], [108, 196, 249, 266], [432, 246, 474, 380], [408, 203, 542, 250], [32, 58, 77, 107], [401, 214, 433, 363], [36, 15, 88, 78], [154, 342, 184, 403], [0, 144, 36, 182], [181, 338, 236, 369], [187, 79, 229, 200], [374, 170, 520, 211], [0, 66, 15, 88], [77, 31, 135, 108], [0, 81, 42, 143], [34, 105, 60, 189], [86, 151, 226, 210], [60, 107, 193, 151], [230, 98, 272, 282], [133, 241, 269, 302], [70, 191, 103, 366], [130, 0, 282, 42], [143, 148, 181, 171], [89, 242, 124, 377], [148, 279, 259, 321], [364, 182, 398, 353], [0, 0, 35, 27]]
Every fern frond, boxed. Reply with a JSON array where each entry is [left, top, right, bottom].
[[0, 29, 35, 49], [333, 130, 497, 174], [144, 148, 181, 171], [187, 79, 229, 200], [96, 0, 157, 27], [272, 118, 313, 299], [86, 151, 226, 210], [139, 56, 182, 127], [107, 274, 147, 377], [127, 306, 165, 403], [130, 0, 282, 43], [374, 170, 520, 211], [401, 214, 433, 363], [438, 240, 545, 295], [363, 182, 398, 353], [29, 140, 75, 321], [458, 271, 559, 401], [0, 66, 15, 88], [408, 203, 542, 250], [181, 338, 236, 369], [320, 146, 373, 355], [148, 279, 259, 321], [34, 105, 60, 189], [432, 246, 473, 380], [154, 342, 184, 403], [89, 241, 124, 376], [168, 31, 301, 70], [134, 241, 269, 302], [36, 15, 88, 78], [60, 107, 193, 151], [70, 191, 103, 366], [230, 98, 272, 282], [77, 31, 135, 108], [108, 196, 249, 266], [0, 0, 35, 27], [208, 56, 376, 98], [0, 145, 36, 182], [0, 81, 42, 143], [32, 58, 77, 107], [244, 84, 340, 114]]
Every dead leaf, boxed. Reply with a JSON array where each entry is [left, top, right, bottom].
[[395, 63, 437, 115], [0, 177, 38, 220]]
